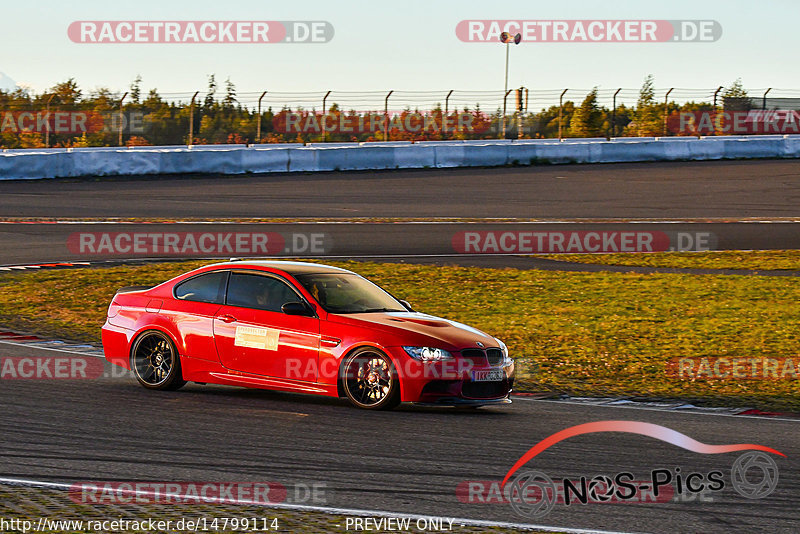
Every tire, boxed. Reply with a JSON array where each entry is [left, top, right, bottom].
[[131, 330, 186, 391], [341, 348, 401, 410]]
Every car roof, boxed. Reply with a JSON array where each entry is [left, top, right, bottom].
[[205, 260, 356, 276]]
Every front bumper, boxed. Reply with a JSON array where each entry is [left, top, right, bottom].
[[388, 347, 515, 403]]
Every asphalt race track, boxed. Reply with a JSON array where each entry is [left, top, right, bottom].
[[0, 343, 797, 534], [3, 221, 800, 267], [0, 160, 800, 219], [1, 160, 799, 533]]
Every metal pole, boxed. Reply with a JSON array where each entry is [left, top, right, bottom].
[[188, 91, 199, 146], [611, 88, 621, 138], [502, 90, 512, 138], [558, 88, 568, 140], [256, 91, 267, 143], [524, 88, 529, 138], [712, 86, 723, 136], [502, 43, 510, 138], [517, 87, 524, 139], [713, 86, 723, 110], [662, 88, 673, 136], [44, 94, 54, 148], [117, 92, 128, 146], [762, 88, 772, 110], [322, 90, 331, 142], [444, 89, 453, 139], [384, 90, 393, 141]]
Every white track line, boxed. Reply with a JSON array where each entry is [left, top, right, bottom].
[[0, 477, 642, 534], [0, 340, 104, 357], [515, 397, 800, 423], [0, 219, 798, 224], [4, 251, 800, 271]]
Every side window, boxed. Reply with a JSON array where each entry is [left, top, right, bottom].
[[226, 273, 302, 312], [174, 271, 228, 304]]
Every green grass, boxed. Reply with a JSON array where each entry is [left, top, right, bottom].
[[538, 250, 800, 271], [1, 258, 799, 410]]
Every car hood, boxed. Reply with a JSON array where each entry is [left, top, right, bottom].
[[330, 311, 498, 350]]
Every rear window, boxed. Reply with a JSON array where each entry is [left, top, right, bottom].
[[174, 271, 228, 304]]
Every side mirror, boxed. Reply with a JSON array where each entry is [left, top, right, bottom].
[[282, 301, 315, 316], [399, 299, 414, 311]]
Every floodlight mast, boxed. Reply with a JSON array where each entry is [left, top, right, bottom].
[[500, 32, 522, 138]]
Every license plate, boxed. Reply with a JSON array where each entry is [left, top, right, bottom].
[[471, 369, 504, 382]]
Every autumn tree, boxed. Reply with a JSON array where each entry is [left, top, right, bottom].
[[722, 78, 751, 111], [570, 88, 604, 137], [633, 74, 661, 136]]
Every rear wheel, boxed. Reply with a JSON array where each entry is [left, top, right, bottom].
[[131, 331, 186, 391], [342, 348, 400, 410]]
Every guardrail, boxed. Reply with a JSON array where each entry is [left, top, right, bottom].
[[3, 136, 800, 180]]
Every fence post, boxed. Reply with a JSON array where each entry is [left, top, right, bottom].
[[444, 89, 453, 139], [712, 86, 723, 136], [762, 88, 772, 110], [558, 88, 568, 140], [44, 94, 54, 148], [188, 91, 199, 146], [384, 90, 393, 141], [256, 91, 267, 143], [502, 89, 512, 138], [663, 88, 673, 136], [322, 90, 331, 142], [117, 92, 128, 146]]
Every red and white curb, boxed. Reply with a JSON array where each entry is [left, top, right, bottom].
[[0, 262, 91, 272]]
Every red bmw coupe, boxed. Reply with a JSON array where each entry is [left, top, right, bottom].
[[102, 261, 514, 410]]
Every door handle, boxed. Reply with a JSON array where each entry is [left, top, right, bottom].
[[218, 314, 237, 323], [321, 336, 341, 347]]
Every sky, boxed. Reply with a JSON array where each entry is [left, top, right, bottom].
[[2, 0, 798, 108]]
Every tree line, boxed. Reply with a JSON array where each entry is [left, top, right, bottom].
[[0, 75, 754, 148]]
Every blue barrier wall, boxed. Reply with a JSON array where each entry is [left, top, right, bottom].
[[2, 136, 800, 180]]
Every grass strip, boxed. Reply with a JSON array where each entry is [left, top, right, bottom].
[[538, 250, 800, 271]]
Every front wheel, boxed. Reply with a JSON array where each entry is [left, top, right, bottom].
[[131, 331, 186, 391], [341, 348, 400, 410]]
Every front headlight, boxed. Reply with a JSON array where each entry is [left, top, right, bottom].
[[403, 346, 454, 362], [497, 339, 512, 364]]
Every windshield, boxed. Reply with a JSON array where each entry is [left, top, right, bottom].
[[295, 273, 406, 314]]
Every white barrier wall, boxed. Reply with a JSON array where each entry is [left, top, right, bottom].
[[2, 136, 800, 180]]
